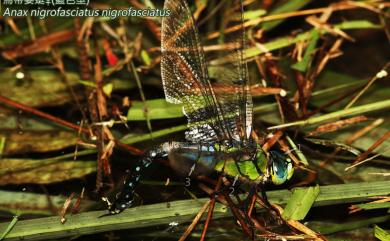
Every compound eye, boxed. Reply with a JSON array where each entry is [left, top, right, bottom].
[[270, 160, 288, 185], [286, 161, 294, 180]]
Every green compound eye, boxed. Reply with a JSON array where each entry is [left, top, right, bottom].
[[269, 151, 294, 185]]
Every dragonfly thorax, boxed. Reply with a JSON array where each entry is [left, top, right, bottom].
[[215, 144, 294, 185]]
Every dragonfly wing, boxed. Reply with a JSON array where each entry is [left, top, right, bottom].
[[207, 0, 253, 142], [161, 0, 241, 143]]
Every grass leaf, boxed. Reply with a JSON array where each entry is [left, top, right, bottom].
[[0, 159, 96, 185], [282, 185, 320, 220], [374, 225, 390, 241], [269, 99, 390, 129], [357, 202, 390, 211], [0, 216, 18, 241], [1, 181, 389, 240], [127, 99, 184, 120], [291, 30, 320, 72]]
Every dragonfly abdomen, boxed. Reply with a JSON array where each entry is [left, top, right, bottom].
[[107, 146, 167, 214], [107, 142, 217, 214]]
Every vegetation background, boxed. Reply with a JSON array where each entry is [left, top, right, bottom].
[[0, 0, 389, 240]]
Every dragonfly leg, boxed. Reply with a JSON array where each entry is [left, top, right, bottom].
[[105, 144, 169, 214], [260, 186, 271, 208], [259, 184, 286, 226], [242, 184, 257, 236]]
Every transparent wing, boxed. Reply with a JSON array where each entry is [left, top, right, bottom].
[[207, 0, 253, 142], [161, 0, 241, 143]]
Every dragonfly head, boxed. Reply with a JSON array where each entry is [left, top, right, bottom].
[[268, 150, 294, 185]]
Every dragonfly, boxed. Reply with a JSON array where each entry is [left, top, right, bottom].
[[106, 0, 294, 215]]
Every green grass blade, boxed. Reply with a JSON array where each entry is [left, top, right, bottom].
[[140, 50, 152, 66], [0, 181, 389, 241], [130, 60, 152, 132], [282, 185, 320, 220], [286, 135, 309, 165], [120, 124, 188, 144], [0, 190, 94, 216], [0, 136, 5, 157], [269, 99, 390, 129], [244, 20, 380, 60], [374, 225, 390, 241], [127, 99, 184, 120], [357, 202, 390, 211], [243, 9, 266, 20], [0, 216, 18, 241], [309, 215, 390, 235], [291, 30, 320, 72]]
